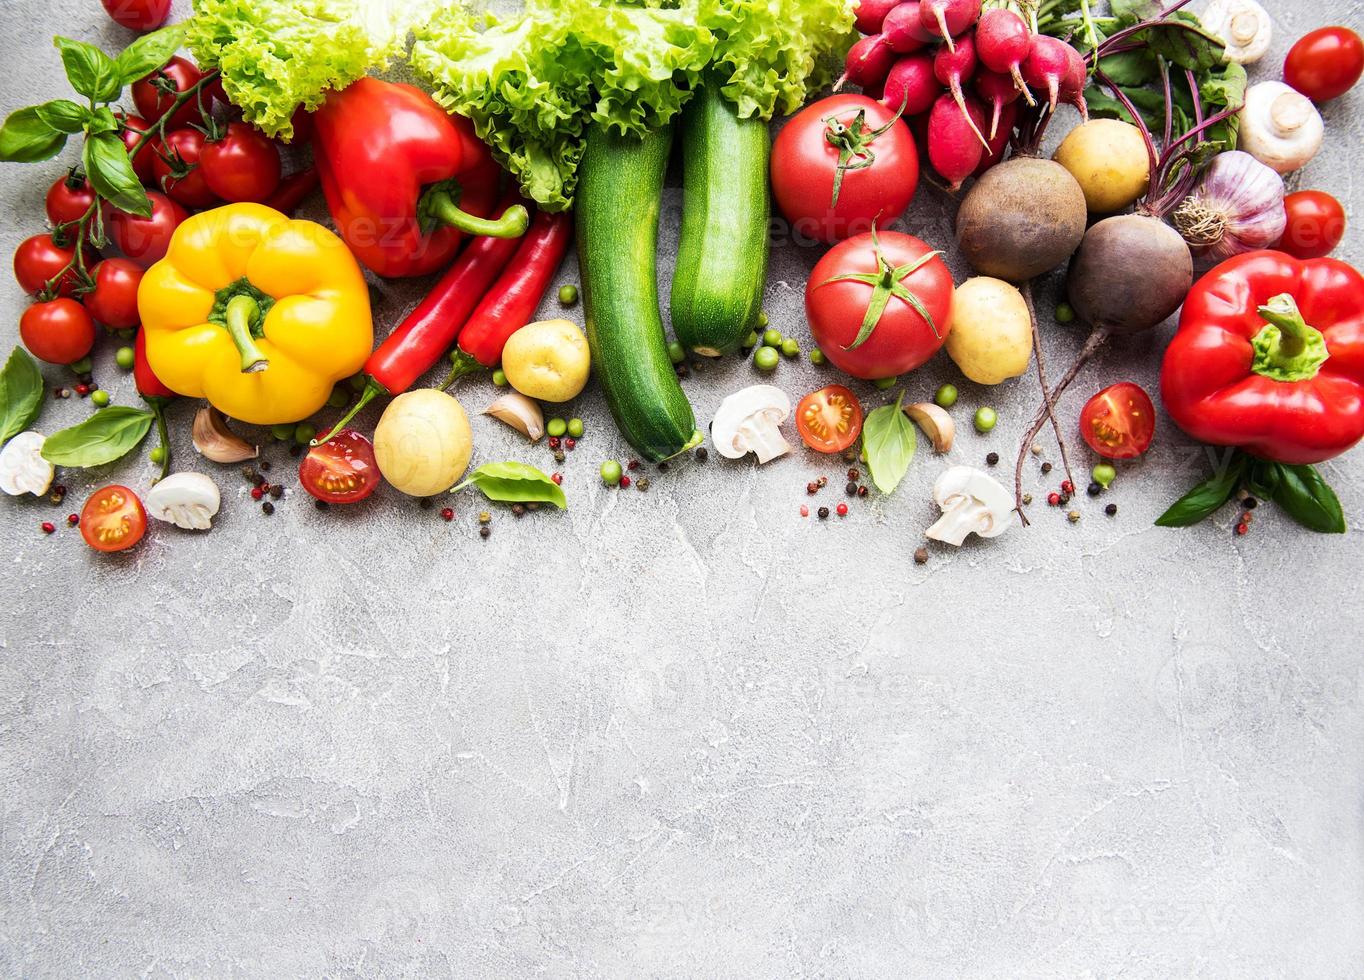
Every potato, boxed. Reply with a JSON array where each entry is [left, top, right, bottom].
[[373, 390, 473, 497], [945, 277, 1033, 385], [502, 319, 590, 403], [1053, 119, 1151, 214]]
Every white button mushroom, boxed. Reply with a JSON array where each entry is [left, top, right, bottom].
[[710, 385, 793, 464], [144, 472, 221, 530], [1201, 0, 1271, 64], [0, 432, 54, 497], [925, 466, 1015, 546], [1239, 81, 1324, 175]]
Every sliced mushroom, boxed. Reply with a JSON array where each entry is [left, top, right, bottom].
[[1239, 81, 1324, 175], [925, 465, 1014, 546], [1201, 0, 1271, 64], [145, 472, 221, 530], [711, 385, 793, 464], [192, 406, 258, 463], [904, 402, 955, 453], [0, 432, 54, 497], [483, 392, 544, 441]]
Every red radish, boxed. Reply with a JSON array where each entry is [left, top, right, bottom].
[[855, 0, 902, 35], [974, 69, 1021, 140], [975, 8, 1036, 106], [1021, 35, 1076, 111], [919, 0, 981, 53], [881, 53, 941, 117], [839, 33, 899, 90], [883, 2, 935, 52], [1058, 48, 1090, 120], [973, 100, 1017, 176], [928, 91, 985, 188], [934, 35, 988, 149]]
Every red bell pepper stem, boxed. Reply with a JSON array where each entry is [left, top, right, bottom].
[[314, 193, 527, 446], [265, 167, 320, 216], [424, 188, 530, 239], [441, 209, 574, 388]]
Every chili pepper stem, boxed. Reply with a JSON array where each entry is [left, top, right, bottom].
[[224, 294, 269, 374], [314, 377, 386, 446], [426, 190, 530, 239], [148, 398, 171, 482], [440, 350, 487, 389]]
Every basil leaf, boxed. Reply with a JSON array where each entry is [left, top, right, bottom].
[[862, 392, 917, 494], [84, 131, 151, 217], [0, 106, 67, 163], [113, 23, 188, 88], [86, 107, 120, 136], [0, 347, 45, 446], [54, 37, 120, 103], [454, 461, 567, 509], [1271, 463, 1346, 534], [1155, 452, 1246, 527], [35, 99, 89, 135], [41, 406, 154, 468]]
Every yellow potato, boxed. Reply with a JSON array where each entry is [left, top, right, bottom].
[[1054, 119, 1151, 214], [373, 389, 472, 497], [502, 319, 590, 403], [945, 277, 1033, 385]]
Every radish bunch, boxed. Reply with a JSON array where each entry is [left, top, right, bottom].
[[843, 1, 1087, 188]]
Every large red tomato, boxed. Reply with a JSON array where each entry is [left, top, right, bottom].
[[771, 94, 919, 244], [806, 230, 953, 380]]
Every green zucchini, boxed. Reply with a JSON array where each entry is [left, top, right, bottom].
[[670, 79, 770, 357], [577, 122, 698, 462]]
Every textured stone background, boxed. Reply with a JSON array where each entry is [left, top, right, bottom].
[[2, 1, 1362, 976]]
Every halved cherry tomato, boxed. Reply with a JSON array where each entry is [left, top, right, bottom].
[[1079, 382, 1155, 460], [1284, 27, 1364, 103], [1276, 190, 1347, 259], [80, 485, 148, 553], [132, 56, 204, 131], [797, 384, 865, 454], [299, 428, 380, 504]]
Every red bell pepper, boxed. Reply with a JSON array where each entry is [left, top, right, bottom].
[[311, 77, 529, 279], [134, 328, 176, 480]]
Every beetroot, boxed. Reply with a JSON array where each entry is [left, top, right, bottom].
[[882, 53, 940, 117], [919, 0, 981, 52], [975, 8, 1035, 105], [883, 2, 934, 52]]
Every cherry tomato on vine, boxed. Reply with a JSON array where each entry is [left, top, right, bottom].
[[107, 191, 188, 268], [13, 234, 81, 297], [116, 113, 156, 184], [45, 174, 95, 228], [299, 429, 381, 504], [200, 123, 282, 203], [20, 298, 96, 364], [80, 485, 148, 554], [1284, 27, 1364, 102], [1276, 190, 1347, 260], [1079, 382, 1156, 460], [132, 56, 204, 131], [84, 259, 145, 329], [796, 385, 865, 454], [151, 128, 219, 208]]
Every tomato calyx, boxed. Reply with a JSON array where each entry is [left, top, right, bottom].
[[815, 224, 944, 351], [822, 96, 908, 207]]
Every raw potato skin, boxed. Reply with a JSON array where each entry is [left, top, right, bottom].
[[946, 277, 1033, 384], [373, 390, 473, 497], [1054, 120, 1152, 213], [1067, 215, 1193, 335], [503, 318, 591, 403], [955, 158, 1088, 282]]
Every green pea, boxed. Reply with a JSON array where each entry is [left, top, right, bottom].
[[547, 417, 567, 437], [1055, 302, 1076, 324], [974, 407, 998, 433], [873, 376, 898, 391], [754, 346, 780, 372], [492, 368, 508, 387], [810, 349, 827, 365], [115, 346, 135, 370], [271, 423, 294, 441], [934, 383, 958, 408], [600, 460, 623, 486], [667, 341, 686, 365], [293, 423, 317, 445], [742, 331, 759, 349], [567, 418, 584, 438], [149, 446, 167, 465], [762, 328, 783, 348], [327, 388, 348, 409], [781, 338, 800, 358], [558, 284, 579, 306], [90, 390, 110, 407], [1092, 462, 1117, 488], [757, 311, 769, 328]]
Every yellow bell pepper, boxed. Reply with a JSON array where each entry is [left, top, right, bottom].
[[139, 203, 373, 426]]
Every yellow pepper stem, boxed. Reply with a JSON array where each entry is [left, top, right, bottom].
[[225, 294, 269, 374]]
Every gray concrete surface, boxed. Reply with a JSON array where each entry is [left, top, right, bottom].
[[2, 1, 1363, 976]]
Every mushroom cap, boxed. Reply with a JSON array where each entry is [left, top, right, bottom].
[[1239, 81, 1324, 175], [711, 385, 792, 459], [928, 465, 1015, 544], [145, 472, 221, 530], [1202, 0, 1271, 63]]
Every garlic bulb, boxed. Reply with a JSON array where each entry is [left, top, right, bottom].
[[1172, 151, 1286, 262], [1201, 0, 1271, 64]]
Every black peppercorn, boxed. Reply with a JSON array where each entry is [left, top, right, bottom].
[[269, 484, 284, 500], [242, 466, 259, 484], [914, 546, 929, 565], [1105, 503, 1118, 516], [512, 504, 526, 517], [479, 525, 491, 539], [986, 452, 999, 466], [259, 461, 272, 472], [817, 506, 829, 520], [1087, 482, 1102, 497], [1244, 497, 1258, 510], [695, 447, 708, 463], [262, 501, 275, 516], [845, 481, 857, 496], [1041, 461, 1053, 474]]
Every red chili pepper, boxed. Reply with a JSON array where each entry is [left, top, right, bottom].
[[442, 209, 573, 386], [311, 77, 528, 278], [134, 328, 176, 480], [264, 167, 320, 216], [314, 193, 526, 445]]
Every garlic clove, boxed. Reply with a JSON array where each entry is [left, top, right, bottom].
[[192, 406, 259, 463], [0, 431, 55, 497], [483, 392, 545, 441], [903, 402, 955, 453], [145, 472, 221, 530]]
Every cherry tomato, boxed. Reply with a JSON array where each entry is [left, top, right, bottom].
[[1079, 382, 1156, 460], [299, 429, 381, 504], [116, 113, 156, 184], [84, 259, 145, 329], [107, 191, 188, 268], [771, 94, 919, 244], [797, 385, 865, 454], [151, 128, 219, 208], [80, 485, 148, 553], [200, 123, 282, 203], [1284, 27, 1364, 102], [19, 298, 96, 364], [13, 234, 81, 297], [100, 0, 170, 31], [805, 230, 954, 380], [132, 56, 204, 131], [45, 174, 96, 228], [1276, 190, 1347, 259]]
